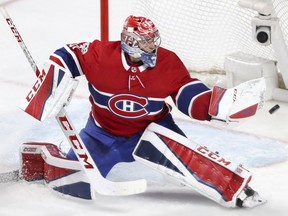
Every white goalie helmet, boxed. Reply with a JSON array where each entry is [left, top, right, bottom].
[[121, 15, 161, 67]]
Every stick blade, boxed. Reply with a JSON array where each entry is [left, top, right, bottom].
[[93, 178, 147, 196], [0, 170, 20, 183]]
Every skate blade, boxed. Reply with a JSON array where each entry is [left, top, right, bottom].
[[242, 193, 267, 208]]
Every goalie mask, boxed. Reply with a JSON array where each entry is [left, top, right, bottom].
[[121, 15, 161, 68]]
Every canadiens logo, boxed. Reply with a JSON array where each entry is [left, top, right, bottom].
[[108, 94, 149, 119]]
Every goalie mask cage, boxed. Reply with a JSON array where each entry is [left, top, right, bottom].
[[131, 0, 288, 73]]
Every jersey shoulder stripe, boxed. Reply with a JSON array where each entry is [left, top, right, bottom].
[[52, 45, 84, 77]]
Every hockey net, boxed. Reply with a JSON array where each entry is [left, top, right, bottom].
[[133, 0, 288, 75]]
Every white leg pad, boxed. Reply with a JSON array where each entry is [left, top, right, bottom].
[[20, 142, 92, 199], [133, 123, 253, 208]]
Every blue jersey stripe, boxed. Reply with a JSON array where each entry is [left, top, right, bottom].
[[176, 82, 210, 116], [54, 47, 82, 77], [89, 84, 166, 115]]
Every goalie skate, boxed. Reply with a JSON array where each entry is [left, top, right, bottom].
[[236, 186, 267, 208]]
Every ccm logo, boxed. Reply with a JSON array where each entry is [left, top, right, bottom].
[[58, 115, 94, 169], [6, 18, 22, 43], [196, 146, 231, 166], [25, 69, 47, 102], [23, 147, 37, 153]]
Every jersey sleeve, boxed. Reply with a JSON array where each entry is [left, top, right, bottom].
[[48, 41, 100, 78], [174, 80, 212, 121], [168, 53, 212, 121]]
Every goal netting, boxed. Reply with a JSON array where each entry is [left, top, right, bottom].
[[133, 0, 288, 73]]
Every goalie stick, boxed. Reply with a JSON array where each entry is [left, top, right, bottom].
[[0, 170, 20, 183], [0, 6, 147, 195]]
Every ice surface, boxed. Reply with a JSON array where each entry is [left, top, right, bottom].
[[0, 0, 287, 215]]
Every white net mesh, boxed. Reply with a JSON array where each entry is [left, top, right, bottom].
[[133, 0, 288, 72]]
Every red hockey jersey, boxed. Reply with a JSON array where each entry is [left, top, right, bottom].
[[50, 40, 211, 136]]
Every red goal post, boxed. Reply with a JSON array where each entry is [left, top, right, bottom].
[[100, 0, 109, 42]]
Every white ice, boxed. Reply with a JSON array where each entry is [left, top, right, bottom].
[[0, 0, 288, 215]]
